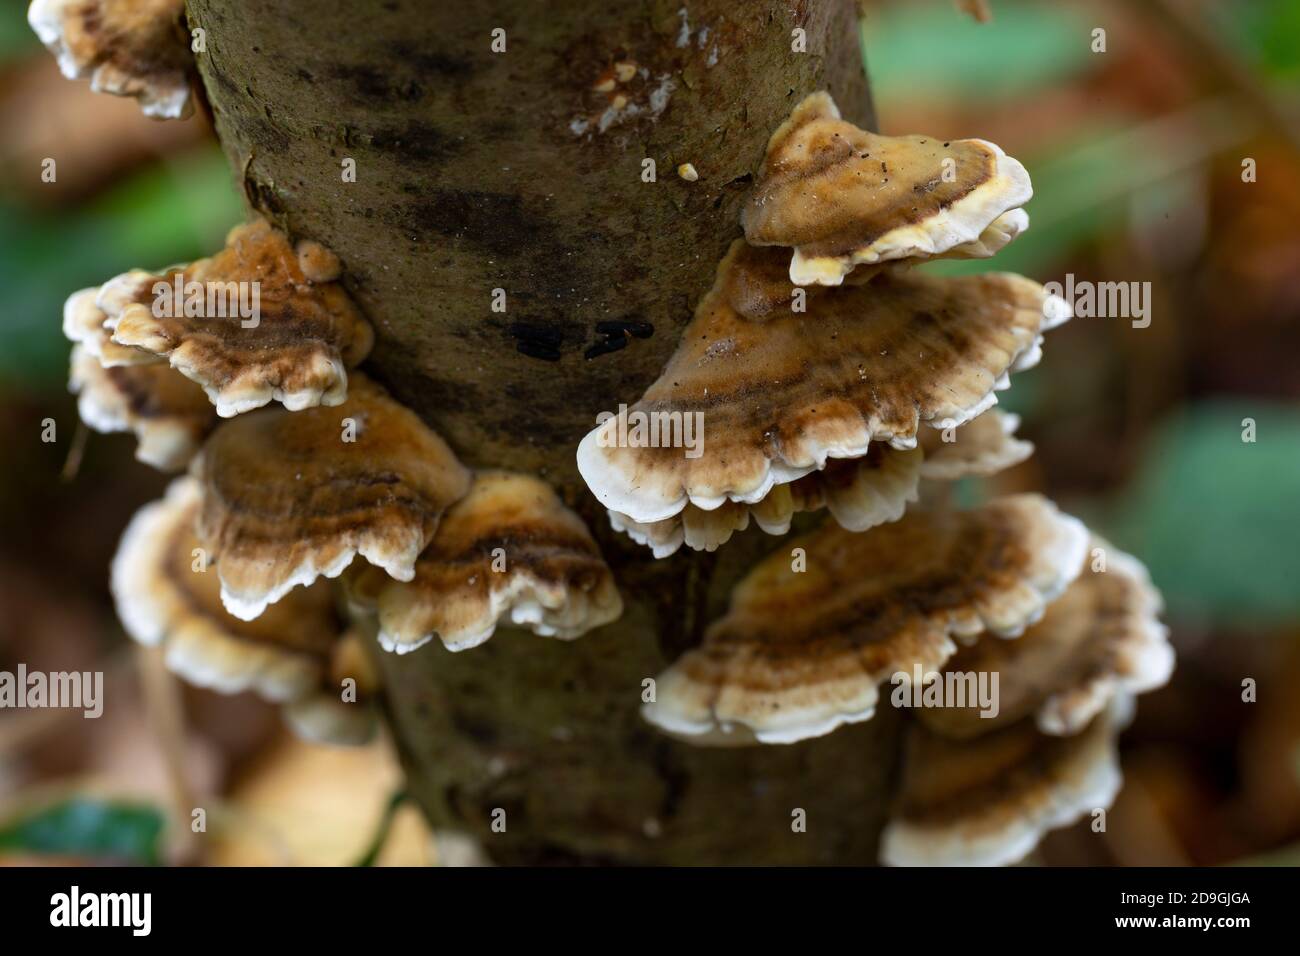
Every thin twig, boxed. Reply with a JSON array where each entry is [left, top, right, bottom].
[[59, 420, 89, 482], [135, 645, 202, 864]]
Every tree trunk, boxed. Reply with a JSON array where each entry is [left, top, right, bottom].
[[188, 0, 899, 864]]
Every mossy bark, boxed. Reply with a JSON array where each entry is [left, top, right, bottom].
[[188, 0, 900, 864]]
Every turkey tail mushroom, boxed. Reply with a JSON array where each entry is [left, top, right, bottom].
[[640, 494, 1089, 745], [112, 477, 380, 745], [94, 220, 373, 418], [346, 471, 622, 655], [741, 92, 1032, 286], [880, 706, 1125, 867], [69, 344, 217, 471], [578, 242, 1068, 531], [112, 477, 339, 703], [28, 0, 195, 119], [608, 408, 1032, 558], [915, 538, 1173, 739], [192, 373, 472, 621]]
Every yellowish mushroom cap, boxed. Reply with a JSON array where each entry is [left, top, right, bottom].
[[917, 407, 1034, 480], [103, 220, 374, 418], [110, 477, 341, 702], [880, 708, 1123, 867], [608, 407, 1032, 558], [917, 538, 1173, 739], [349, 471, 622, 654], [63, 284, 158, 367], [742, 92, 1032, 286], [641, 494, 1089, 745], [28, 0, 194, 119], [193, 373, 472, 621], [578, 239, 1068, 524], [609, 444, 922, 558], [69, 344, 217, 471]]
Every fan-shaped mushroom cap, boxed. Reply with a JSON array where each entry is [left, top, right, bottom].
[[349, 471, 622, 654], [63, 285, 158, 367], [741, 92, 1032, 286], [103, 220, 374, 417], [918, 539, 1172, 739], [27, 0, 194, 119], [608, 407, 1032, 557], [641, 494, 1088, 745], [880, 709, 1123, 866], [193, 373, 472, 621], [69, 344, 216, 471], [578, 255, 1066, 524], [609, 445, 922, 558], [917, 408, 1033, 480], [110, 477, 341, 702]]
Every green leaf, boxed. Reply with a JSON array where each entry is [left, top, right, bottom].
[[0, 798, 166, 865]]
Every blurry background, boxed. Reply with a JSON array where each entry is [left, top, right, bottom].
[[1, 0, 1298, 865]]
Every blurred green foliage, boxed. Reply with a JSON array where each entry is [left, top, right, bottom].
[[0, 797, 164, 865], [0, 148, 243, 390], [862, 0, 1092, 108], [0, 1, 39, 62], [1223, 0, 1300, 79], [1108, 401, 1300, 625]]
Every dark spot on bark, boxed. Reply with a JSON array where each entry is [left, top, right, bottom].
[[450, 708, 499, 744], [394, 189, 549, 258], [387, 41, 475, 79], [595, 319, 653, 339], [328, 62, 424, 102], [584, 334, 627, 360], [509, 322, 563, 348], [511, 322, 564, 361], [366, 360, 478, 419], [369, 120, 463, 162]]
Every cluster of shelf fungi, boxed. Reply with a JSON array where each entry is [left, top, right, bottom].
[[33, 0, 1172, 865]]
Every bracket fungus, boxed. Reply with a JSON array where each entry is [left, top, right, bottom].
[[63, 283, 160, 367], [610, 444, 923, 558], [578, 252, 1067, 528], [608, 407, 1031, 558], [917, 539, 1173, 739], [880, 707, 1125, 867], [641, 494, 1089, 745], [741, 92, 1032, 286], [348, 471, 622, 654], [69, 344, 217, 471], [111, 477, 342, 703], [916, 407, 1034, 480], [28, 0, 195, 119], [192, 373, 472, 621], [98, 220, 374, 417]]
